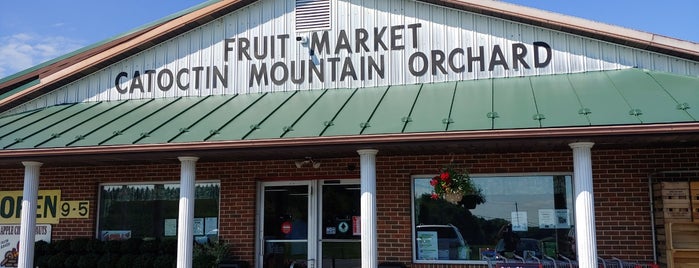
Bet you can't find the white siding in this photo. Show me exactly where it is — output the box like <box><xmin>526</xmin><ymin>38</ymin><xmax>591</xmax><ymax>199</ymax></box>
<box><xmin>7</xmin><ymin>0</ymin><xmax>699</xmax><ymax>114</ymax></box>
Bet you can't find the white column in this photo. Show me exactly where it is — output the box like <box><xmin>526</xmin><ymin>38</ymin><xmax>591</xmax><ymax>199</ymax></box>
<box><xmin>358</xmin><ymin>149</ymin><xmax>378</xmax><ymax>268</ymax></box>
<box><xmin>18</xmin><ymin>161</ymin><xmax>42</xmax><ymax>268</ymax></box>
<box><xmin>177</xmin><ymin>156</ymin><xmax>198</xmax><ymax>268</ymax></box>
<box><xmin>569</xmin><ymin>142</ymin><xmax>597</xmax><ymax>268</ymax></box>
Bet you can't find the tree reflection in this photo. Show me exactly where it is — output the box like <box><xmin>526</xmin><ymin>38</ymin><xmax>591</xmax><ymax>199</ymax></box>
<box><xmin>416</xmin><ymin>193</ymin><xmax>506</xmax><ymax>246</ymax></box>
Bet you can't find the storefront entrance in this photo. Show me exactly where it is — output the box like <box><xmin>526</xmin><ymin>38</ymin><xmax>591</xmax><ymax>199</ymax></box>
<box><xmin>258</xmin><ymin>180</ymin><xmax>361</xmax><ymax>268</ymax></box>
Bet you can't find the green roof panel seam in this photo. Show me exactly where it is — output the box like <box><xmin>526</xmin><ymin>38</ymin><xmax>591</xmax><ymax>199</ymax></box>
<box><xmin>280</xmin><ymin>90</ymin><xmax>330</xmax><ymax>138</ymax></box>
<box><xmin>401</xmin><ymin>84</ymin><xmax>425</xmax><ymax>133</ymax></box>
<box><xmin>34</xmin><ymin>100</ymin><xmax>130</xmax><ymax>148</ymax></box>
<box><xmin>318</xmin><ymin>87</ymin><xmax>360</xmax><ymax>137</ymax></box>
<box><xmin>204</xmin><ymin>93</ymin><xmax>268</xmax><ymax>141</ymax></box>
<box><xmin>167</xmin><ymin>94</ymin><xmax>240</xmax><ymax>143</ymax></box>
<box><xmin>645</xmin><ymin>72</ymin><xmax>696</xmax><ymax>121</ymax></box>
<box><xmin>359</xmin><ymin>86</ymin><xmax>391</xmax><ymax>135</ymax></box>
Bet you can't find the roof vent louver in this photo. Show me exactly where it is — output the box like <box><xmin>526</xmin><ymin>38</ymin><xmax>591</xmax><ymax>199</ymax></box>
<box><xmin>296</xmin><ymin>0</ymin><xmax>331</xmax><ymax>32</ymax></box>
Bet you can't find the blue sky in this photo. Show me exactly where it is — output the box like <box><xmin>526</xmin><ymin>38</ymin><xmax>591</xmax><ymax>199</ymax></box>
<box><xmin>1</xmin><ymin>0</ymin><xmax>698</xmax><ymax>79</ymax></box>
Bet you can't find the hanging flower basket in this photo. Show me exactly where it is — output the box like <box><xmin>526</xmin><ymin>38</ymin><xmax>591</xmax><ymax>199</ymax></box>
<box><xmin>430</xmin><ymin>165</ymin><xmax>485</xmax><ymax>206</ymax></box>
<box><xmin>443</xmin><ymin>190</ymin><xmax>464</xmax><ymax>204</ymax></box>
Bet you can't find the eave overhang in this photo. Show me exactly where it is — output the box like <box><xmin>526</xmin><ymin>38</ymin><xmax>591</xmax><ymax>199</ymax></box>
<box><xmin>0</xmin><ymin>122</ymin><xmax>698</xmax><ymax>166</ymax></box>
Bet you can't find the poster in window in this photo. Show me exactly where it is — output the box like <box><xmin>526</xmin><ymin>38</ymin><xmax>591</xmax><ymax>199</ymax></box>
<box><xmin>352</xmin><ymin>216</ymin><xmax>360</xmax><ymax>236</ymax></box>
<box><xmin>0</xmin><ymin>224</ymin><xmax>51</xmax><ymax>268</ymax></box>
<box><xmin>193</xmin><ymin>218</ymin><xmax>204</xmax><ymax>236</ymax></box>
<box><xmin>538</xmin><ymin>209</ymin><xmax>555</xmax><ymax>229</ymax></box>
<box><xmin>416</xmin><ymin>231</ymin><xmax>439</xmax><ymax>260</ymax></box>
<box><xmin>101</xmin><ymin>230</ymin><xmax>131</xmax><ymax>241</ymax></box>
<box><xmin>164</xmin><ymin>219</ymin><xmax>177</xmax><ymax>236</ymax></box>
<box><xmin>555</xmin><ymin>209</ymin><xmax>570</xmax><ymax>228</ymax></box>
<box><xmin>511</xmin><ymin>211</ymin><xmax>528</xmax><ymax>231</ymax></box>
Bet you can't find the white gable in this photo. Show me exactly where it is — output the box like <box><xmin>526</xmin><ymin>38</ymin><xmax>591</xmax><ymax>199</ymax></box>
<box><xmin>8</xmin><ymin>0</ymin><xmax>699</xmax><ymax>114</ymax></box>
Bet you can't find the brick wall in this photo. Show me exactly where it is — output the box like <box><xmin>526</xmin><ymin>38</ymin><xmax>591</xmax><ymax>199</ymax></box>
<box><xmin>1</xmin><ymin>146</ymin><xmax>698</xmax><ymax>266</ymax></box>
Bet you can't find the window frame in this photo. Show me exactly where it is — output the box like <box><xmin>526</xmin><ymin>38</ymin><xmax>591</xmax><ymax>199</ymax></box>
<box><xmin>411</xmin><ymin>172</ymin><xmax>575</xmax><ymax>265</ymax></box>
<box><xmin>96</xmin><ymin>180</ymin><xmax>221</xmax><ymax>240</ymax></box>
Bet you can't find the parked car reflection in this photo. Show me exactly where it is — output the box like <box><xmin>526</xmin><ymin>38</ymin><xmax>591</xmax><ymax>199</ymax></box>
<box><xmin>195</xmin><ymin>229</ymin><xmax>218</xmax><ymax>244</ymax></box>
<box><xmin>416</xmin><ymin>224</ymin><xmax>470</xmax><ymax>260</ymax></box>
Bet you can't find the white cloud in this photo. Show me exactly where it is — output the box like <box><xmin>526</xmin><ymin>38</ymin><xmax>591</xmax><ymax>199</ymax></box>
<box><xmin>0</xmin><ymin>33</ymin><xmax>84</xmax><ymax>79</ymax></box>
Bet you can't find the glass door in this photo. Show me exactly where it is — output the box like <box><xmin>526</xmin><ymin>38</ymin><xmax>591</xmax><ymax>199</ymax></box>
<box><xmin>260</xmin><ymin>181</ymin><xmax>316</xmax><ymax>268</ymax></box>
<box><xmin>319</xmin><ymin>180</ymin><xmax>361</xmax><ymax>268</ymax></box>
<box><xmin>259</xmin><ymin>180</ymin><xmax>360</xmax><ymax>268</ymax></box>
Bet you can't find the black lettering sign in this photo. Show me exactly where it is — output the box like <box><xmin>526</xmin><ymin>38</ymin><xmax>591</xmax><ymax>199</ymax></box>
<box><xmin>116</xmin><ymin>22</ymin><xmax>553</xmax><ymax>93</ymax></box>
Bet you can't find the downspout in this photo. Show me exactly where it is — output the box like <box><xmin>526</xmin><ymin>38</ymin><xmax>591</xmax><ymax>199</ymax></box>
<box><xmin>648</xmin><ymin>172</ymin><xmax>657</xmax><ymax>264</ymax></box>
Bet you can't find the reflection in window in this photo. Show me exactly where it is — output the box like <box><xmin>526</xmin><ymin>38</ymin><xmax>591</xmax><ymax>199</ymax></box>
<box><xmin>98</xmin><ymin>182</ymin><xmax>219</xmax><ymax>241</ymax></box>
<box><xmin>413</xmin><ymin>175</ymin><xmax>574</xmax><ymax>263</ymax></box>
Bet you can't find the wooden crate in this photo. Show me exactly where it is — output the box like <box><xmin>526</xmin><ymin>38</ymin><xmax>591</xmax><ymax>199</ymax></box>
<box><xmin>656</xmin><ymin>202</ymin><xmax>692</xmax><ymax>221</ymax></box>
<box><xmin>656</xmin><ymin>183</ymin><xmax>694</xmax><ymax>268</ymax></box>
<box><xmin>655</xmin><ymin>182</ymin><xmax>692</xmax><ymax>225</ymax></box>
<box><xmin>666</xmin><ymin>250</ymin><xmax>699</xmax><ymax>268</ymax></box>
<box><xmin>657</xmin><ymin>218</ymin><xmax>693</xmax><ymax>226</ymax></box>
<box><xmin>655</xmin><ymin>188</ymin><xmax>691</xmax><ymax>199</ymax></box>
<box><xmin>655</xmin><ymin>182</ymin><xmax>690</xmax><ymax>191</ymax></box>
<box><xmin>667</xmin><ymin>223</ymin><xmax>699</xmax><ymax>250</ymax></box>
<box><xmin>665</xmin><ymin>222</ymin><xmax>699</xmax><ymax>268</ymax></box>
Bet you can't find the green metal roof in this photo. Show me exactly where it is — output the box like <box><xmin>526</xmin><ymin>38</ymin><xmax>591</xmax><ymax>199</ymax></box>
<box><xmin>0</xmin><ymin>68</ymin><xmax>697</xmax><ymax>150</ymax></box>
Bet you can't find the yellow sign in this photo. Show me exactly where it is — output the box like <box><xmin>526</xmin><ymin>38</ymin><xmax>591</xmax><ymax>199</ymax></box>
<box><xmin>0</xmin><ymin>190</ymin><xmax>89</xmax><ymax>224</ymax></box>
<box><xmin>58</xmin><ymin>201</ymin><xmax>89</xmax><ymax>219</ymax></box>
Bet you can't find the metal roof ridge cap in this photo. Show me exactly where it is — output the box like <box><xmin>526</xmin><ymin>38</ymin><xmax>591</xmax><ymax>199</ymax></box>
<box><xmin>434</xmin><ymin>0</ymin><xmax>699</xmax><ymax>58</ymax></box>
<box><xmin>0</xmin><ymin>0</ymin><xmax>250</xmax><ymax>111</ymax></box>
<box><xmin>0</xmin><ymin>0</ymin><xmax>217</xmax><ymax>88</ymax></box>
<box><xmin>3</xmin><ymin>122</ymin><xmax>699</xmax><ymax>158</ymax></box>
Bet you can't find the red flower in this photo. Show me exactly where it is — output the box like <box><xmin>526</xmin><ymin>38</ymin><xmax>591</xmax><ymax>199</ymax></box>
<box><xmin>440</xmin><ymin>171</ymin><xmax>450</xmax><ymax>181</ymax></box>
<box><xmin>431</xmin><ymin>193</ymin><xmax>439</xmax><ymax>200</ymax></box>
<box><xmin>430</xmin><ymin>177</ymin><xmax>438</xmax><ymax>186</ymax></box>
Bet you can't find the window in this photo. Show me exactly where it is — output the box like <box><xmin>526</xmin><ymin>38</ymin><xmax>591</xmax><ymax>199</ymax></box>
<box><xmin>98</xmin><ymin>182</ymin><xmax>219</xmax><ymax>242</ymax></box>
<box><xmin>412</xmin><ymin>175</ymin><xmax>575</xmax><ymax>264</ymax></box>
